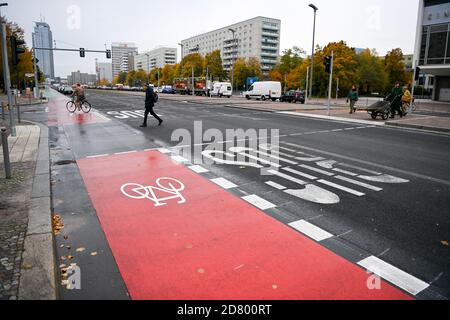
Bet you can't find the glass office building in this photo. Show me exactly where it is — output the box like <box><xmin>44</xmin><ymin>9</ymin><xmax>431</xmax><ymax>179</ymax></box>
<box><xmin>414</xmin><ymin>0</ymin><xmax>450</xmax><ymax>101</ymax></box>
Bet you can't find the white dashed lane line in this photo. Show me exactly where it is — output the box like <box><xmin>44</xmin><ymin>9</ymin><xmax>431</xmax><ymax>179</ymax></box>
<box><xmin>210</xmin><ymin>177</ymin><xmax>238</xmax><ymax>190</ymax></box>
<box><xmin>242</xmin><ymin>195</ymin><xmax>277</xmax><ymax>210</ymax></box>
<box><xmin>289</xmin><ymin>220</ymin><xmax>334</xmax><ymax>242</ymax></box>
<box><xmin>189</xmin><ymin>165</ymin><xmax>209</xmax><ymax>174</ymax></box>
<box><xmin>358</xmin><ymin>256</ymin><xmax>430</xmax><ymax>296</ymax></box>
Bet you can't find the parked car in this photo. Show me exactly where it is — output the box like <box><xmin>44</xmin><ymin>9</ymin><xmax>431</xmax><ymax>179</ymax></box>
<box><xmin>210</xmin><ymin>82</ymin><xmax>233</xmax><ymax>98</ymax></box>
<box><xmin>61</xmin><ymin>86</ymin><xmax>74</xmax><ymax>95</ymax></box>
<box><xmin>280</xmin><ymin>90</ymin><xmax>305</xmax><ymax>104</ymax></box>
<box><xmin>161</xmin><ymin>85</ymin><xmax>175</xmax><ymax>94</ymax></box>
<box><xmin>244</xmin><ymin>81</ymin><xmax>282</xmax><ymax>101</ymax></box>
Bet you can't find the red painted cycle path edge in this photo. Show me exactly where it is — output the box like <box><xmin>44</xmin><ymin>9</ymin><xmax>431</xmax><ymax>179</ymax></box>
<box><xmin>47</xmin><ymin>95</ymin><xmax>108</xmax><ymax>126</ymax></box>
<box><xmin>77</xmin><ymin>151</ymin><xmax>412</xmax><ymax>300</ymax></box>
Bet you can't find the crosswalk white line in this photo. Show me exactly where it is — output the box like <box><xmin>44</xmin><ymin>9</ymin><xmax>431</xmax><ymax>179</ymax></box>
<box><xmin>289</xmin><ymin>220</ymin><xmax>334</xmax><ymax>242</ymax></box>
<box><xmin>268</xmin><ymin>170</ymin><xmax>307</xmax><ymax>185</ymax></box>
<box><xmin>265</xmin><ymin>181</ymin><xmax>287</xmax><ymax>190</ymax></box>
<box><xmin>333</xmin><ymin>168</ymin><xmax>359</xmax><ymax>176</ymax></box>
<box><xmin>300</xmin><ymin>165</ymin><xmax>335</xmax><ymax>177</ymax></box>
<box><xmin>335</xmin><ymin>175</ymin><xmax>383</xmax><ymax>191</ymax></box>
<box><xmin>211</xmin><ymin>177</ymin><xmax>238</xmax><ymax>189</ymax></box>
<box><xmin>189</xmin><ymin>165</ymin><xmax>209</xmax><ymax>174</ymax></box>
<box><xmin>358</xmin><ymin>256</ymin><xmax>429</xmax><ymax>296</ymax></box>
<box><xmin>282</xmin><ymin>167</ymin><xmax>318</xmax><ymax>180</ymax></box>
<box><xmin>115</xmin><ymin>151</ymin><xmax>137</xmax><ymax>155</ymax></box>
<box><xmin>318</xmin><ymin>179</ymin><xmax>365</xmax><ymax>197</ymax></box>
<box><xmin>242</xmin><ymin>195</ymin><xmax>277</xmax><ymax>210</ymax></box>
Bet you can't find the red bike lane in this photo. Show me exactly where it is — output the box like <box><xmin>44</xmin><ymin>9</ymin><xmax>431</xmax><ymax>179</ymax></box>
<box><xmin>77</xmin><ymin>150</ymin><xmax>412</xmax><ymax>300</ymax></box>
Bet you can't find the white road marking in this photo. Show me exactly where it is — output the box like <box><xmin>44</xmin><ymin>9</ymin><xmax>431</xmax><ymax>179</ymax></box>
<box><xmin>114</xmin><ymin>151</ymin><xmax>137</xmax><ymax>155</ymax></box>
<box><xmin>289</xmin><ymin>220</ymin><xmax>334</xmax><ymax>242</ymax></box>
<box><xmin>300</xmin><ymin>165</ymin><xmax>335</xmax><ymax>177</ymax></box>
<box><xmin>86</xmin><ymin>154</ymin><xmax>109</xmax><ymax>159</ymax></box>
<box><xmin>358</xmin><ymin>174</ymin><xmax>410</xmax><ymax>184</ymax></box>
<box><xmin>189</xmin><ymin>165</ymin><xmax>209</xmax><ymax>174</ymax></box>
<box><xmin>265</xmin><ymin>181</ymin><xmax>287</xmax><ymax>190</ymax></box>
<box><xmin>211</xmin><ymin>177</ymin><xmax>238</xmax><ymax>189</ymax></box>
<box><xmin>171</xmin><ymin>155</ymin><xmax>189</xmax><ymax>163</ymax></box>
<box><xmin>333</xmin><ymin>168</ymin><xmax>359</xmax><ymax>176</ymax></box>
<box><xmin>295</xmin><ymin>156</ymin><xmax>326</xmax><ymax>162</ymax></box>
<box><xmin>282</xmin><ymin>167</ymin><xmax>318</xmax><ymax>180</ymax></box>
<box><xmin>285</xmin><ymin>185</ymin><xmax>340</xmax><ymax>204</ymax></box>
<box><xmin>242</xmin><ymin>195</ymin><xmax>276</xmax><ymax>210</ymax></box>
<box><xmin>335</xmin><ymin>175</ymin><xmax>383</xmax><ymax>191</ymax></box>
<box><xmin>358</xmin><ymin>256</ymin><xmax>429</xmax><ymax>296</ymax></box>
<box><xmin>318</xmin><ymin>179</ymin><xmax>366</xmax><ymax>197</ymax></box>
<box><xmin>157</xmin><ymin>148</ymin><xmax>172</xmax><ymax>154</ymax></box>
<box><xmin>229</xmin><ymin>147</ymin><xmax>297</xmax><ymax>165</ymax></box>
<box><xmin>267</xmin><ymin>169</ymin><xmax>307</xmax><ymax>185</ymax></box>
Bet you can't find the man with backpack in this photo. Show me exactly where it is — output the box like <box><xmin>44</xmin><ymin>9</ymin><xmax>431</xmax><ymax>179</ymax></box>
<box><xmin>140</xmin><ymin>84</ymin><xmax>163</xmax><ymax>128</ymax></box>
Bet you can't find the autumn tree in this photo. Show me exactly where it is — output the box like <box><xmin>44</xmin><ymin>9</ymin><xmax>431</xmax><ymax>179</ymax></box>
<box><xmin>0</xmin><ymin>18</ymin><xmax>34</xmax><ymax>92</ymax></box>
<box><xmin>384</xmin><ymin>48</ymin><xmax>409</xmax><ymax>91</ymax></box>
<box><xmin>356</xmin><ymin>49</ymin><xmax>387</xmax><ymax>95</ymax></box>
<box><xmin>181</xmin><ymin>53</ymin><xmax>204</xmax><ymax>78</ymax></box>
<box><xmin>204</xmin><ymin>50</ymin><xmax>226</xmax><ymax>80</ymax></box>
<box><xmin>233</xmin><ymin>58</ymin><xmax>262</xmax><ymax>90</ymax></box>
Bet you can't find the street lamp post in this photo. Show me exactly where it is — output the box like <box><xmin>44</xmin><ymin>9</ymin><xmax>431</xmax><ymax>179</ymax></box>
<box><xmin>309</xmin><ymin>3</ymin><xmax>318</xmax><ymax>99</ymax></box>
<box><xmin>178</xmin><ymin>43</ymin><xmax>184</xmax><ymax>76</ymax></box>
<box><xmin>228</xmin><ymin>28</ymin><xmax>237</xmax><ymax>92</ymax></box>
<box><xmin>145</xmin><ymin>53</ymin><xmax>150</xmax><ymax>84</ymax></box>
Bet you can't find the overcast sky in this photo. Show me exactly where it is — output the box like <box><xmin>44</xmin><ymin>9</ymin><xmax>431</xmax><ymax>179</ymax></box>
<box><xmin>6</xmin><ymin>0</ymin><xmax>420</xmax><ymax>78</ymax></box>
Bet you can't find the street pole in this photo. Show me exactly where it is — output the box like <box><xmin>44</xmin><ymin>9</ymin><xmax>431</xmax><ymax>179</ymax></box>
<box><xmin>32</xmin><ymin>33</ymin><xmax>40</xmax><ymax>99</ymax></box>
<box><xmin>192</xmin><ymin>66</ymin><xmax>194</xmax><ymax>96</ymax></box>
<box><xmin>157</xmin><ymin>68</ymin><xmax>160</xmax><ymax>88</ymax></box>
<box><xmin>327</xmin><ymin>51</ymin><xmax>334</xmax><ymax>116</ymax></box>
<box><xmin>1</xmin><ymin>21</ymin><xmax>16</xmax><ymax>136</ymax></box>
<box><xmin>410</xmin><ymin>60</ymin><xmax>418</xmax><ymax>114</ymax></box>
<box><xmin>336</xmin><ymin>78</ymin><xmax>339</xmax><ymax>102</ymax></box>
<box><xmin>309</xmin><ymin>4</ymin><xmax>318</xmax><ymax>99</ymax></box>
<box><xmin>146</xmin><ymin>54</ymin><xmax>150</xmax><ymax>84</ymax></box>
<box><xmin>305</xmin><ymin>66</ymin><xmax>309</xmax><ymax>103</ymax></box>
<box><xmin>229</xmin><ymin>28</ymin><xmax>236</xmax><ymax>92</ymax></box>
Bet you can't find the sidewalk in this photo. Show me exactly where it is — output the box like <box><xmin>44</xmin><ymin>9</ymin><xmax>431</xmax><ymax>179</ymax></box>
<box><xmin>0</xmin><ymin>124</ymin><xmax>55</xmax><ymax>300</ymax></box>
<box><xmin>0</xmin><ymin>94</ymin><xmax>48</xmax><ymax>107</ymax></box>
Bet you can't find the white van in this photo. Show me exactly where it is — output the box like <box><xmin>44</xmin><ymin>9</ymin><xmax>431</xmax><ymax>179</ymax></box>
<box><xmin>244</xmin><ymin>81</ymin><xmax>282</xmax><ymax>101</ymax></box>
<box><xmin>210</xmin><ymin>82</ymin><xmax>233</xmax><ymax>98</ymax></box>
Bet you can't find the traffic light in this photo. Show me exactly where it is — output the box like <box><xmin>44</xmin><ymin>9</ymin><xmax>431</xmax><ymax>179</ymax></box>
<box><xmin>80</xmin><ymin>48</ymin><xmax>85</xmax><ymax>58</ymax></box>
<box><xmin>324</xmin><ymin>55</ymin><xmax>332</xmax><ymax>74</ymax></box>
<box><xmin>415</xmin><ymin>66</ymin><xmax>421</xmax><ymax>81</ymax></box>
<box><xmin>106</xmin><ymin>50</ymin><xmax>111</xmax><ymax>59</ymax></box>
<box><xmin>11</xmin><ymin>36</ymin><xmax>26</xmax><ymax>66</ymax></box>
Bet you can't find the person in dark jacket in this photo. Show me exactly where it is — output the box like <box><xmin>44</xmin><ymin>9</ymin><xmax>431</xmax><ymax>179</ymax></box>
<box><xmin>140</xmin><ymin>84</ymin><xmax>163</xmax><ymax>127</ymax></box>
<box><xmin>389</xmin><ymin>82</ymin><xmax>403</xmax><ymax>118</ymax></box>
<box><xmin>347</xmin><ymin>85</ymin><xmax>359</xmax><ymax>114</ymax></box>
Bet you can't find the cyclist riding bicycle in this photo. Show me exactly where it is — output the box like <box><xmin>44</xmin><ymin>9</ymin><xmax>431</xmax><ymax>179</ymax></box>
<box><xmin>72</xmin><ymin>83</ymin><xmax>86</xmax><ymax>110</ymax></box>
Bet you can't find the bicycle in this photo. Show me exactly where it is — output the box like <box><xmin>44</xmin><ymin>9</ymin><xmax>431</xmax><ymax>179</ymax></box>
<box><xmin>66</xmin><ymin>96</ymin><xmax>92</xmax><ymax>113</ymax></box>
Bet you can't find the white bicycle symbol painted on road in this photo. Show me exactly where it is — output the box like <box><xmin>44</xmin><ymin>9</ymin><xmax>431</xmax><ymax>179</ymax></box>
<box><xmin>121</xmin><ymin>177</ymin><xmax>186</xmax><ymax>207</ymax></box>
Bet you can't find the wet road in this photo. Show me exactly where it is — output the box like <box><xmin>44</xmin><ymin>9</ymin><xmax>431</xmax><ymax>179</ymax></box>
<box><xmin>23</xmin><ymin>89</ymin><xmax>450</xmax><ymax>299</ymax></box>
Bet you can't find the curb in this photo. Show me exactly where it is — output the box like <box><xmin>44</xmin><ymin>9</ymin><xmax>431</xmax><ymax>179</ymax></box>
<box><xmin>385</xmin><ymin>121</ymin><xmax>450</xmax><ymax>133</ymax></box>
<box><xmin>18</xmin><ymin>123</ymin><xmax>57</xmax><ymax>300</ymax></box>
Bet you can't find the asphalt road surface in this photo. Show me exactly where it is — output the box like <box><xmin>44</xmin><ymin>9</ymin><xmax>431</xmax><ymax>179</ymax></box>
<box><xmin>23</xmin><ymin>89</ymin><xmax>450</xmax><ymax>300</ymax></box>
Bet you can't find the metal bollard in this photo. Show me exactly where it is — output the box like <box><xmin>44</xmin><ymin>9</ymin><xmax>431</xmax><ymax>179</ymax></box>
<box><xmin>1</xmin><ymin>127</ymin><xmax>12</xmax><ymax>179</ymax></box>
<box><xmin>1</xmin><ymin>102</ymin><xmax>5</xmax><ymax>120</ymax></box>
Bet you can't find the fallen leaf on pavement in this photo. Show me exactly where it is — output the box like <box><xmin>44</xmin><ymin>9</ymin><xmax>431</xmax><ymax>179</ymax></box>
<box><xmin>90</xmin><ymin>252</ymin><xmax>98</xmax><ymax>256</ymax></box>
<box><xmin>442</xmin><ymin>241</ymin><xmax>449</xmax><ymax>246</ymax></box>
<box><xmin>76</xmin><ymin>248</ymin><xmax>86</xmax><ymax>253</ymax></box>
<box><xmin>22</xmin><ymin>264</ymin><xmax>33</xmax><ymax>270</ymax></box>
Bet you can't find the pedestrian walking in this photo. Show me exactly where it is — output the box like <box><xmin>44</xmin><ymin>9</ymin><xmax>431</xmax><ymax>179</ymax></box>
<box><xmin>347</xmin><ymin>85</ymin><xmax>359</xmax><ymax>114</ymax></box>
<box><xmin>389</xmin><ymin>82</ymin><xmax>403</xmax><ymax>118</ymax></box>
<box><xmin>140</xmin><ymin>84</ymin><xmax>163</xmax><ymax>128</ymax></box>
